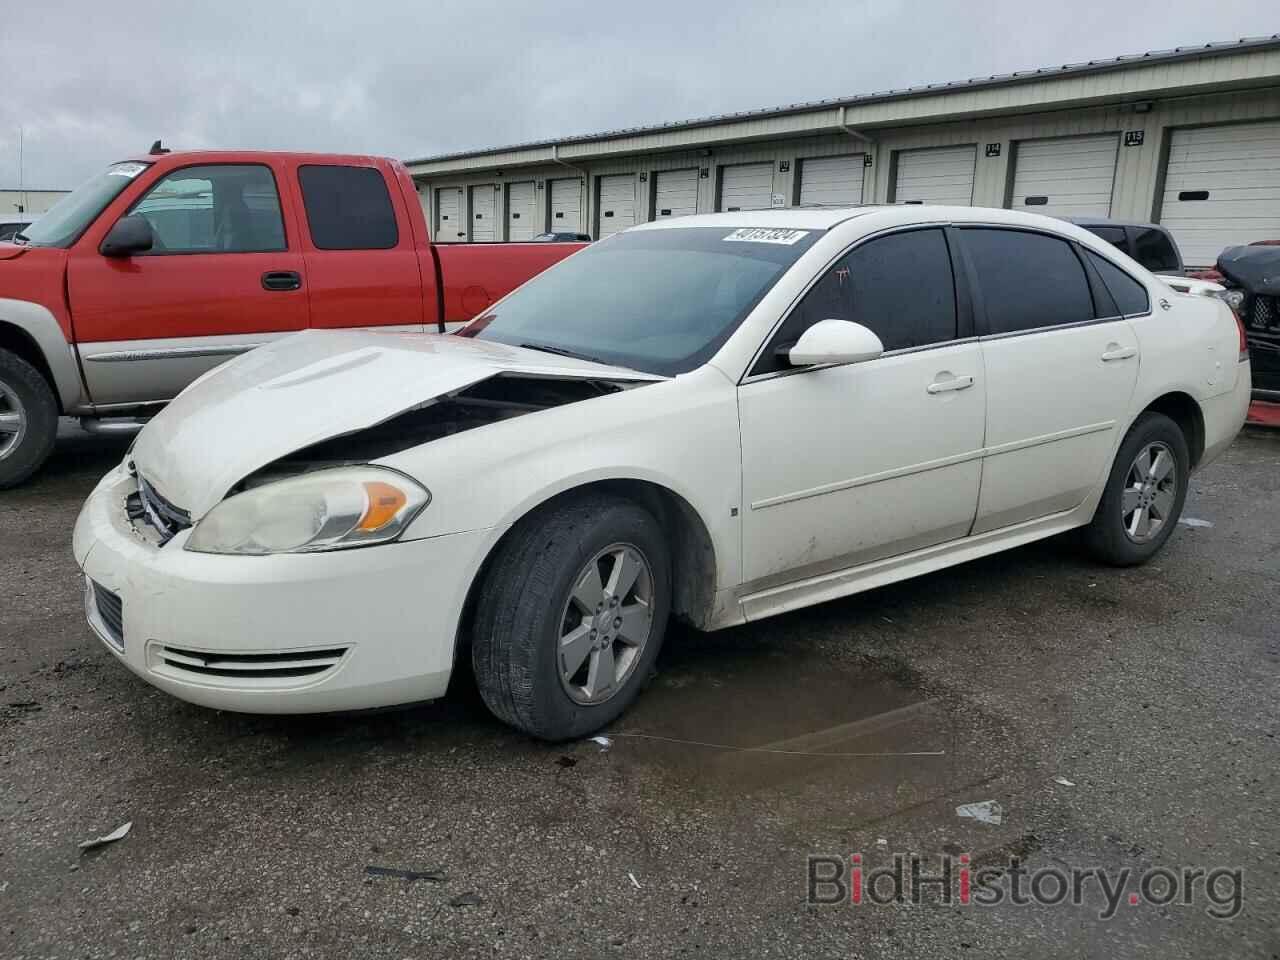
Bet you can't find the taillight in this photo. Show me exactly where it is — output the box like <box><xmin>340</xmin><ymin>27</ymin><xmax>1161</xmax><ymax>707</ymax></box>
<box><xmin>1209</xmin><ymin>289</ymin><xmax>1249</xmax><ymax>361</ymax></box>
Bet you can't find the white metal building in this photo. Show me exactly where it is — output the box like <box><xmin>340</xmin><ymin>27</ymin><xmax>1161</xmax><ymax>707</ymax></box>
<box><xmin>406</xmin><ymin>36</ymin><xmax>1280</xmax><ymax>268</ymax></box>
<box><xmin>1</xmin><ymin>188</ymin><xmax>70</xmax><ymax>218</ymax></box>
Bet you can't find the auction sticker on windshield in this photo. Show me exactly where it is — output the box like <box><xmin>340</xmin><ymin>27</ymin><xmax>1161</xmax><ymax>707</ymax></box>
<box><xmin>722</xmin><ymin>228</ymin><xmax>810</xmax><ymax>245</ymax></box>
<box><xmin>108</xmin><ymin>162</ymin><xmax>148</xmax><ymax>178</ymax></box>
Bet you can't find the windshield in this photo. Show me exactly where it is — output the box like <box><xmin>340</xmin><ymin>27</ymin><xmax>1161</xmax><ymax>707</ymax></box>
<box><xmin>459</xmin><ymin>226</ymin><xmax>821</xmax><ymax>375</ymax></box>
<box><xmin>18</xmin><ymin>161</ymin><xmax>152</xmax><ymax>247</ymax></box>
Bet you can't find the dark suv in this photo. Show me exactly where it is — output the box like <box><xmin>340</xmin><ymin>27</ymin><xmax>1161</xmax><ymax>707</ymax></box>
<box><xmin>1063</xmin><ymin>218</ymin><xmax>1184</xmax><ymax>276</ymax></box>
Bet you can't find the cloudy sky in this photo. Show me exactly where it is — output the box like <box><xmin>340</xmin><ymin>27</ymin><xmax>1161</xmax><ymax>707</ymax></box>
<box><xmin>2</xmin><ymin>0</ymin><xmax>1271</xmax><ymax>188</ymax></box>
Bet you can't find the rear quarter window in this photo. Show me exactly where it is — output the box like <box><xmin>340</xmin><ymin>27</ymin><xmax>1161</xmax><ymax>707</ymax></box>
<box><xmin>297</xmin><ymin>165</ymin><xmax>399</xmax><ymax>250</ymax></box>
<box><xmin>1086</xmin><ymin>251</ymin><xmax>1151</xmax><ymax>316</ymax></box>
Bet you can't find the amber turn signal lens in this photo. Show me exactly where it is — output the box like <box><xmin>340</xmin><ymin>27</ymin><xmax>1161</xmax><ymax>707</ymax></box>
<box><xmin>358</xmin><ymin>481</ymin><xmax>408</xmax><ymax>531</ymax></box>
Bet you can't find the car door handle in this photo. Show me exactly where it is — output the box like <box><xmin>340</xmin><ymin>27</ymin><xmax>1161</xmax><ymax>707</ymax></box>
<box><xmin>926</xmin><ymin>374</ymin><xmax>975</xmax><ymax>394</ymax></box>
<box><xmin>261</xmin><ymin>270</ymin><xmax>302</xmax><ymax>292</ymax></box>
<box><xmin>1101</xmin><ymin>345</ymin><xmax>1137</xmax><ymax>362</ymax></box>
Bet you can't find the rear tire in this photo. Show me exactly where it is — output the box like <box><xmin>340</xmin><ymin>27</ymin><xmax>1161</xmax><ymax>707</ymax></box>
<box><xmin>1083</xmin><ymin>412</ymin><xmax>1190</xmax><ymax>566</ymax></box>
<box><xmin>0</xmin><ymin>349</ymin><xmax>58</xmax><ymax>489</ymax></box>
<box><xmin>472</xmin><ymin>493</ymin><xmax>671</xmax><ymax>741</ymax></box>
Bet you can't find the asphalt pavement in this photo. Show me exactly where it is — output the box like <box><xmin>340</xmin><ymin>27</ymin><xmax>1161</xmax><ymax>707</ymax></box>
<box><xmin>2</xmin><ymin>423</ymin><xmax>1277</xmax><ymax>958</ymax></box>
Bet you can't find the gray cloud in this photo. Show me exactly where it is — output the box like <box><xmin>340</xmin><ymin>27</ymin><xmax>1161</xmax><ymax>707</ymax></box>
<box><xmin>1</xmin><ymin>0</ymin><xmax>1270</xmax><ymax>188</ymax></box>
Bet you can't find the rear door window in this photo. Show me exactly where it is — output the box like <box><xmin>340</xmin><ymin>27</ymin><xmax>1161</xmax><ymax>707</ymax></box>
<box><xmin>1086</xmin><ymin>250</ymin><xmax>1151</xmax><ymax>316</ymax></box>
<box><xmin>754</xmin><ymin>228</ymin><xmax>957</xmax><ymax>374</ymax></box>
<box><xmin>298</xmin><ymin>165</ymin><xmax>399</xmax><ymax>250</ymax></box>
<box><xmin>962</xmin><ymin>228</ymin><xmax>1094</xmax><ymax>335</ymax></box>
<box><xmin>1131</xmin><ymin>228</ymin><xmax>1180</xmax><ymax>273</ymax></box>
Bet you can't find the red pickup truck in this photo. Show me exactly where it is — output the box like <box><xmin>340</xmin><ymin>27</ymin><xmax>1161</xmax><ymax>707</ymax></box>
<box><xmin>0</xmin><ymin>148</ymin><xmax>584</xmax><ymax>486</ymax></box>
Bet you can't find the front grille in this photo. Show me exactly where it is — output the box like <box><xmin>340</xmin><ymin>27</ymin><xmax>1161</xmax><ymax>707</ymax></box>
<box><xmin>156</xmin><ymin>645</ymin><xmax>348</xmax><ymax>681</ymax></box>
<box><xmin>1246</xmin><ymin>294</ymin><xmax>1279</xmax><ymax>334</ymax></box>
<box><xmin>128</xmin><ymin>474</ymin><xmax>192</xmax><ymax>544</ymax></box>
<box><xmin>91</xmin><ymin>580</ymin><xmax>124</xmax><ymax>650</ymax></box>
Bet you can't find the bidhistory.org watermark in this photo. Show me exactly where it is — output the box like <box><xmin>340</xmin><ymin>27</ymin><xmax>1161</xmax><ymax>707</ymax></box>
<box><xmin>807</xmin><ymin>853</ymin><xmax>1243</xmax><ymax>920</ymax></box>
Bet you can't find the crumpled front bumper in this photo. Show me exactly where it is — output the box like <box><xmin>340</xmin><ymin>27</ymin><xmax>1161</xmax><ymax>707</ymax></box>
<box><xmin>72</xmin><ymin>463</ymin><xmax>497</xmax><ymax>714</ymax></box>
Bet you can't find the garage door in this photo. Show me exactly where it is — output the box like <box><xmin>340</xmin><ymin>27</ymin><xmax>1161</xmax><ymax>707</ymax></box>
<box><xmin>549</xmin><ymin>178</ymin><xmax>583</xmax><ymax>234</ymax></box>
<box><xmin>506</xmin><ymin>181</ymin><xmax>535</xmax><ymax>241</ymax></box>
<box><xmin>654</xmin><ymin>168</ymin><xmax>698</xmax><ymax>219</ymax></box>
<box><xmin>719</xmin><ymin>162</ymin><xmax>774</xmax><ymax>211</ymax></box>
<box><xmin>597</xmin><ymin>175</ymin><xmax>636</xmax><ymax>239</ymax></box>
<box><xmin>1010</xmin><ymin>134</ymin><xmax>1119</xmax><ymax>217</ymax></box>
<box><xmin>798</xmin><ymin>155</ymin><xmax>865</xmax><ymax>206</ymax></box>
<box><xmin>894</xmin><ymin>146</ymin><xmax>976</xmax><ymax>205</ymax></box>
<box><xmin>1160</xmin><ymin>121</ymin><xmax>1280</xmax><ymax>267</ymax></box>
<box><xmin>470</xmin><ymin>184</ymin><xmax>497</xmax><ymax>242</ymax></box>
<box><xmin>435</xmin><ymin>188</ymin><xmax>464</xmax><ymax>242</ymax></box>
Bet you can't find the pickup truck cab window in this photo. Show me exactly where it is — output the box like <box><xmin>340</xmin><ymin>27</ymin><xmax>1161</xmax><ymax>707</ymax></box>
<box><xmin>298</xmin><ymin>165</ymin><xmax>398</xmax><ymax>250</ymax></box>
<box><xmin>753</xmin><ymin>227</ymin><xmax>959</xmax><ymax>375</ymax></box>
<box><xmin>461</xmin><ymin>226</ymin><xmax>820</xmax><ymax>376</ymax></box>
<box><xmin>129</xmin><ymin>164</ymin><xmax>286</xmax><ymax>254</ymax></box>
<box><xmin>1132</xmin><ymin>227</ymin><xmax>1181</xmax><ymax>273</ymax></box>
<box><xmin>1085</xmin><ymin>224</ymin><xmax>1130</xmax><ymax>254</ymax></box>
<box><xmin>961</xmin><ymin>227</ymin><xmax>1094</xmax><ymax>335</ymax></box>
<box><xmin>16</xmin><ymin>161</ymin><xmax>152</xmax><ymax>248</ymax></box>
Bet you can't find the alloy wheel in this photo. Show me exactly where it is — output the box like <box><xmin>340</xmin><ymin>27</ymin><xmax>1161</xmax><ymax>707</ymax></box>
<box><xmin>1121</xmin><ymin>441</ymin><xmax>1177</xmax><ymax>544</ymax></box>
<box><xmin>0</xmin><ymin>379</ymin><xmax>27</xmax><ymax>461</ymax></box>
<box><xmin>557</xmin><ymin>542</ymin><xmax>655</xmax><ymax>705</ymax></box>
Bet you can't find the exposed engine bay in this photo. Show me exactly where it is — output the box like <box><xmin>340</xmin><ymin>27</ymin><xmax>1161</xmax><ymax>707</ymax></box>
<box><xmin>236</xmin><ymin>374</ymin><xmax>645</xmax><ymax>492</ymax></box>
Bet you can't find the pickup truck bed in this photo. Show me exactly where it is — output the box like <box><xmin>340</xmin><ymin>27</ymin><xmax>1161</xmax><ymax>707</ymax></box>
<box><xmin>0</xmin><ymin>149</ymin><xmax>585</xmax><ymax>486</ymax></box>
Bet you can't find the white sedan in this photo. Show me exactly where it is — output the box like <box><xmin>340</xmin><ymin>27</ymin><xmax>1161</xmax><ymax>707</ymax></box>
<box><xmin>73</xmin><ymin>207</ymin><xmax>1251</xmax><ymax>740</ymax></box>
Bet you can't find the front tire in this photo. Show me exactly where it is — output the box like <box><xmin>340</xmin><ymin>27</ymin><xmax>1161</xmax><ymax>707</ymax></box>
<box><xmin>0</xmin><ymin>349</ymin><xmax>58</xmax><ymax>489</ymax></box>
<box><xmin>1084</xmin><ymin>412</ymin><xmax>1190</xmax><ymax>566</ymax></box>
<box><xmin>472</xmin><ymin>493</ymin><xmax>671</xmax><ymax>740</ymax></box>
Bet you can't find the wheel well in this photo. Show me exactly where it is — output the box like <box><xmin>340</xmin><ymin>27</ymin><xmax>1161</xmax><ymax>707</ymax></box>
<box><xmin>455</xmin><ymin>479</ymin><xmax>719</xmax><ymax>663</ymax></box>
<box><xmin>0</xmin><ymin>321</ymin><xmax>61</xmax><ymax>412</ymax></box>
<box><xmin>1142</xmin><ymin>392</ymin><xmax>1205</xmax><ymax>468</ymax></box>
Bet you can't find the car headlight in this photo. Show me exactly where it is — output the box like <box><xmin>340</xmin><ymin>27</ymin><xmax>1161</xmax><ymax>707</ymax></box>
<box><xmin>185</xmin><ymin>466</ymin><xmax>430</xmax><ymax>555</ymax></box>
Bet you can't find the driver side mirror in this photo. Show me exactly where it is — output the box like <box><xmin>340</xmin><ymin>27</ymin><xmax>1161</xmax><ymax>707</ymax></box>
<box><xmin>100</xmin><ymin>215</ymin><xmax>154</xmax><ymax>257</ymax></box>
<box><xmin>787</xmin><ymin>319</ymin><xmax>884</xmax><ymax>367</ymax></box>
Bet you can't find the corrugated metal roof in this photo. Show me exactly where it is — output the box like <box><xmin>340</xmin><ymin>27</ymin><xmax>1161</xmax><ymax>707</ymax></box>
<box><xmin>406</xmin><ymin>35</ymin><xmax>1280</xmax><ymax>165</ymax></box>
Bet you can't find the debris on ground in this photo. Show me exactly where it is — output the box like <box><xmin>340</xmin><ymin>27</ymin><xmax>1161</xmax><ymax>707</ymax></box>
<box><xmin>628</xmin><ymin>872</ymin><xmax>642</xmax><ymax>889</ymax></box>
<box><xmin>364</xmin><ymin>866</ymin><xmax>447</xmax><ymax>882</ymax></box>
<box><xmin>78</xmin><ymin>821</ymin><xmax>132</xmax><ymax>851</ymax></box>
<box><xmin>1179</xmin><ymin>517</ymin><xmax>1214</xmax><ymax>528</ymax></box>
<box><xmin>956</xmin><ymin>801</ymin><xmax>1003</xmax><ymax>825</ymax></box>
<box><xmin>589</xmin><ymin>735</ymin><xmax>612</xmax><ymax>750</ymax></box>
<box><xmin>449</xmin><ymin>892</ymin><xmax>484</xmax><ymax>907</ymax></box>
<box><xmin>1053</xmin><ymin>776</ymin><xmax>1076</xmax><ymax>787</ymax></box>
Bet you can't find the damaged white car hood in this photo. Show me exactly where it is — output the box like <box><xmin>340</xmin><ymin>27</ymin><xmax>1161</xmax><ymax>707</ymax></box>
<box><xmin>130</xmin><ymin>330</ymin><xmax>657</xmax><ymax>518</ymax></box>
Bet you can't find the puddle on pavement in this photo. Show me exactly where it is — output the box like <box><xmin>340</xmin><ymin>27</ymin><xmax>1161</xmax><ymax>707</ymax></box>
<box><xmin>604</xmin><ymin>622</ymin><xmax>1019</xmax><ymax>832</ymax></box>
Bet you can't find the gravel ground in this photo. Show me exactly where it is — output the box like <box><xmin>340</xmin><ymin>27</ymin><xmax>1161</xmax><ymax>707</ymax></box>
<box><xmin>2</xmin><ymin>424</ymin><xmax>1277</xmax><ymax>959</ymax></box>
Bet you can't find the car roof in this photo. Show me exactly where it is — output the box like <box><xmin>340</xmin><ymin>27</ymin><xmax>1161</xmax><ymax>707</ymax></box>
<box><xmin>629</xmin><ymin>208</ymin><xmax>880</xmax><ymax>231</ymax></box>
<box><xmin>1062</xmin><ymin>215</ymin><xmax>1164</xmax><ymax>230</ymax></box>
<box><xmin>628</xmin><ymin>205</ymin><xmax>1116</xmax><ymax>235</ymax></box>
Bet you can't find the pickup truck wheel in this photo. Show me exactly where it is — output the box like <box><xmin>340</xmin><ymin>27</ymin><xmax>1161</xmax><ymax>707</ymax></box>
<box><xmin>0</xmin><ymin>349</ymin><xmax>58</xmax><ymax>489</ymax></box>
<box><xmin>472</xmin><ymin>493</ymin><xmax>671</xmax><ymax>741</ymax></box>
<box><xmin>1084</xmin><ymin>412</ymin><xmax>1190</xmax><ymax>566</ymax></box>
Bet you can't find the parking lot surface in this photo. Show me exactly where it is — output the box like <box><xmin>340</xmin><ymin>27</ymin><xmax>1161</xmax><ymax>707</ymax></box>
<box><xmin>2</xmin><ymin>425</ymin><xmax>1277</xmax><ymax>959</ymax></box>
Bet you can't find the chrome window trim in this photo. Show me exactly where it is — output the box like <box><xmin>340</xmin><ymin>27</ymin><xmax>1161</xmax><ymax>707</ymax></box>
<box><xmin>741</xmin><ymin>336</ymin><xmax>981</xmax><ymax>385</ymax></box>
